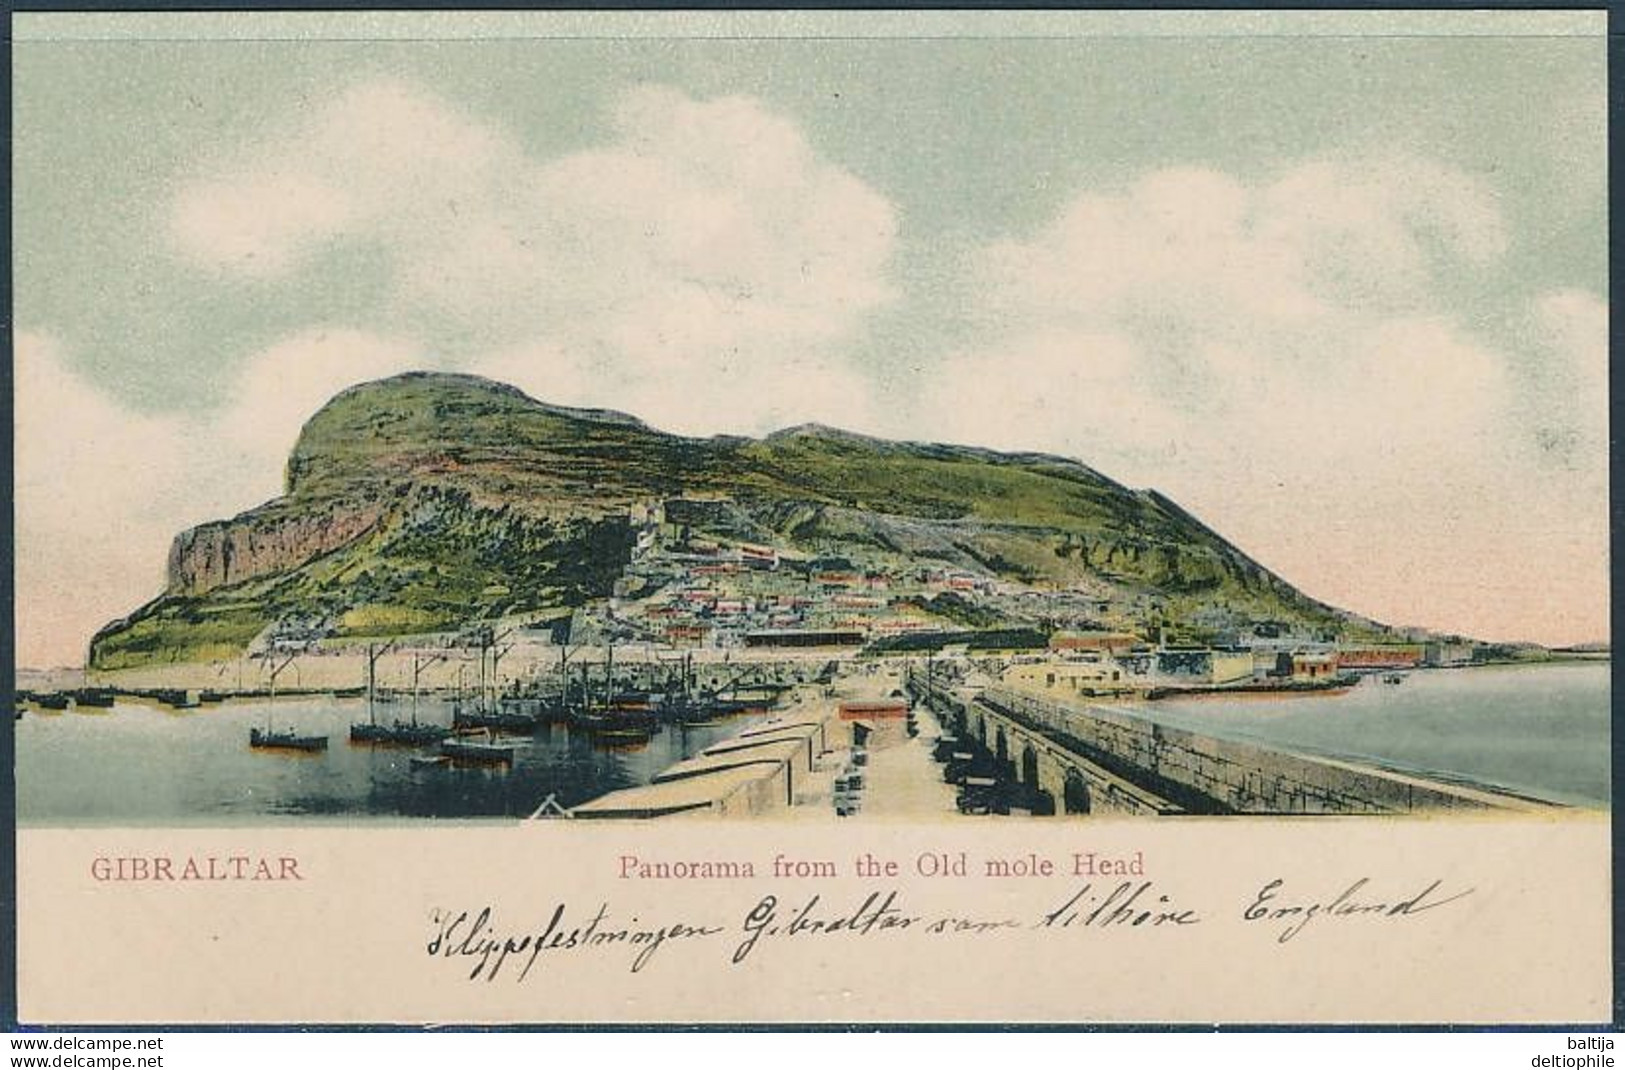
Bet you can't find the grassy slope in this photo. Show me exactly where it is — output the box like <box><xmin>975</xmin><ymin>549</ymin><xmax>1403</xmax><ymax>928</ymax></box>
<box><xmin>89</xmin><ymin>373</ymin><xmax>1374</xmax><ymax>668</ymax></box>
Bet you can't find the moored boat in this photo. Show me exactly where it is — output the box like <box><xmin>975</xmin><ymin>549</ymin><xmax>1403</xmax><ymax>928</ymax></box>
<box><xmin>71</xmin><ymin>689</ymin><xmax>116</xmax><ymax>708</ymax></box>
<box><xmin>250</xmin><ymin>649</ymin><xmax>323</xmax><ymax>753</ymax></box>
<box><xmin>441</xmin><ymin>737</ymin><xmax>516</xmax><ymax>764</ymax></box>
<box><xmin>350</xmin><ymin>721</ymin><xmax>451</xmax><ymax>746</ymax></box>
<box><xmin>569</xmin><ymin>706</ymin><xmax>659</xmax><ymax>734</ymax></box>
<box><xmin>352</xmin><ymin>642</ymin><xmax>451</xmax><ymax>745</ymax></box>
<box><xmin>596</xmin><ymin>726</ymin><xmax>654</xmax><ymax>747</ymax></box>
<box><xmin>452</xmin><ymin>706</ymin><xmax>546</xmax><ymax>733</ymax></box>
<box><xmin>153</xmin><ymin>688</ymin><xmax>200</xmax><ymax>709</ymax></box>
<box><xmin>250</xmin><ymin>726</ymin><xmax>329</xmax><ymax>752</ymax></box>
<box><xmin>1146</xmin><ymin>674</ymin><xmax>1361</xmax><ymax>700</ymax></box>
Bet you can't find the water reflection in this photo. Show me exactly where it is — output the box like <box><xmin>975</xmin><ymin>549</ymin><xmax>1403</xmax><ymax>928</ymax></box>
<box><xmin>16</xmin><ymin>694</ymin><xmax>764</xmax><ymax>824</ymax></box>
<box><xmin>1122</xmin><ymin>661</ymin><xmax>1610</xmax><ymax>807</ymax></box>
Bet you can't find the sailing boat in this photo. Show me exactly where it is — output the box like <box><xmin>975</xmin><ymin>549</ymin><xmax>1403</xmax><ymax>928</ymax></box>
<box><xmin>350</xmin><ymin>642</ymin><xmax>394</xmax><ymax>743</ymax></box>
<box><xmin>569</xmin><ymin>640</ymin><xmax>656</xmax><ymax>741</ymax></box>
<box><xmin>653</xmin><ymin>652</ymin><xmax>713</xmax><ymax>726</ymax></box>
<box><xmin>250</xmin><ymin>649</ymin><xmax>328</xmax><ymax>752</ymax></box>
<box><xmin>567</xmin><ymin>657</ymin><xmax>607</xmax><ymax>732</ymax></box>
<box><xmin>352</xmin><ymin>647</ymin><xmax>452</xmax><ymax>745</ymax></box>
<box><xmin>451</xmin><ymin>627</ymin><xmax>543</xmax><ymax>733</ymax></box>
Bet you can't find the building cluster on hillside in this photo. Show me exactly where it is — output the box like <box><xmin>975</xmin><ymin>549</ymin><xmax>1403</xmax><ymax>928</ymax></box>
<box><xmin>550</xmin><ymin>500</ymin><xmax>1484</xmax><ymax>693</ymax></box>
<box><xmin>574</xmin><ymin>498</ymin><xmax>1007</xmax><ymax>650</ymax></box>
<box><xmin>1004</xmin><ymin>629</ymin><xmax>1480</xmax><ymax>697</ymax></box>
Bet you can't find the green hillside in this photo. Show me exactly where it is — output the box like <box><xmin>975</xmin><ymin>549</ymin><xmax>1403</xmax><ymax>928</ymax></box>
<box><xmin>90</xmin><ymin>372</ymin><xmax>1380</xmax><ymax>669</ymax></box>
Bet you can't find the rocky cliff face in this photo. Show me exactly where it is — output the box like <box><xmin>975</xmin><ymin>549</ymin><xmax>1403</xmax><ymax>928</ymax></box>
<box><xmin>166</xmin><ymin>500</ymin><xmax>387</xmax><ymax>597</ymax></box>
<box><xmin>91</xmin><ymin>370</ymin><xmax>1379</xmax><ymax>670</ymax></box>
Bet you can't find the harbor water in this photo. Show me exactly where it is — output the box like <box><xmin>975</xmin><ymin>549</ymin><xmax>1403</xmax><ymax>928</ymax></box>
<box><xmin>14</xmin><ymin>661</ymin><xmax>1611</xmax><ymax>821</ymax></box>
<box><xmin>15</xmin><ymin>694</ymin><xmax>765</xmax><ymax>825</ymax></box>
<box><xmin>1115</xmin><ymin>661</ymin><xmax>1610</xmax><ymax>807</ymax></box>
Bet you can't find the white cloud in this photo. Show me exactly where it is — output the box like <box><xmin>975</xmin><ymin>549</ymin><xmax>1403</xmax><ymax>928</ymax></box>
<box><xmin>447</xmin><ymin>84</ymin><xmax>898</xmax><ymax>436</ymax></box>
<box><xmin>15</xmin><ymin>329</ymin><xmax>427</xmax><ymax>666</ymax></box>
<box><xmin>12</xmin><ymin>317</ymin><xmax>881</xmax><ymax>667</ymax></box>
<box><xmin>171</xmin><ymin>171</ymin><xmax>356</xmax><ymax>277</ymax></box>
<box><xmin>465</xmin><ymin>340</ymin><xmax>597</xmax><ymax>409</ymax></box>
<box><xmin>467</xmin><ymin>333</ymin><xmax>882</xmax><ymax>440</ymax></box>
<box><xmin>979</xmin><ymin>156</ymin><xmax>1506</xmax><ymax>354</ymax></box>
<box><xmin>916</xmin><ymin>328</ymin><xmax>1188</xmax><ymax>486</ymax></box>
<box><xmin>915</xmin><ymin>155</ymin><xmax>1605</xmax><ymax>644</ymax></box>
<box><xmin>214</xmin><ymin>328</ymin><xmax>426</xmax><ymax>500</ymax></box>
<box><xmin>1259</xmin><ymin>156</ymin><xmax>1508</xmax><ymax>304</ymax></box>
<box><xmin>169</xmin><ymin>79</ymin><xmax>898</xmax><ymax>438</ymax></box>
<box><xmin>169</xmin><ymin>80</ymin><xmax>523</xmax><ymax>278</ymax></box>
<box><xmin>984</xmin><ymin>167</ymin><xmax>1329</xmax><ymax>333</ymax></box>
<box><xmin>930</xmin><ymin>155</ymin><xmax>1519</xmax><ymax>468</ymax></box>
<box><xmin>1515</xmin><ymin>289</ymin><xmax>1609</xmax><ymax>477</ymax></box>
<box><xmin>40</xmin><ymin>87</ymin><xmax>1595</xmax><ymax>656</ymax></box>
<box><xmin>16</xmin><ymin>333</ymin><xmax>191</xmax><ymax>666</ymax></box>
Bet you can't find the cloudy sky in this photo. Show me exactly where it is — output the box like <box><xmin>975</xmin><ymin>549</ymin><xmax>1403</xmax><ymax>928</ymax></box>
<box><xmin>14</xmin><ymin>12</ymin><xmax>1608</xmax><ymax>666</ymax></box>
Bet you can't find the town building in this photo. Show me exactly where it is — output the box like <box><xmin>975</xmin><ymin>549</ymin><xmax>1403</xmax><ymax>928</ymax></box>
<box><xmin>1049</xmin><ymin>630</ymin><xmax>1142</xmax><ymax>656</ymax></box>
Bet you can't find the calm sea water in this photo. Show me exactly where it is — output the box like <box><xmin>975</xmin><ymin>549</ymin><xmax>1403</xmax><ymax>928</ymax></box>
<box><xmin>15</xmin><ymin>662</ymin><xmax>1612</xmax><ymax>821</ymax></box>
<box><xmin>15</xmin><ymin>694</ymin><xmax>762</xmax><ymax>825</ymax></box>
<box><xmin>1114</xmin><ymin>661</ymin><xmax>1611</xmax><ymax>807</ymax></box>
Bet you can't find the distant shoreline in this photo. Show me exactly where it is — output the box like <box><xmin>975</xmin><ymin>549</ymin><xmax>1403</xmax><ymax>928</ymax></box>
<box><xmin>14</xmin><ymin>646</ymin><xmax>1607</xmax><ymax>711</ymax></box>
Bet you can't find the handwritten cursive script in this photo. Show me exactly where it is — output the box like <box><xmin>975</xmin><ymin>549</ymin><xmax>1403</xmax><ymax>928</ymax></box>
<box><xmin>1242</xmin><ymin>877</ymin><xmax>1475</xmax><ymax>943</ymax></box>
<box><xmin>426</xmin><ymin>903</ymin><xmax>724</xmax><ymax>980</ymax></box>
<box><xmin>1037</xmin><ymin>881</ymin><xmax>1202</xmax><ymax>930</ymax></box>
<box><xmin>423</xmin><ymin>876</ymin><xmax>1474</xmax><ymax>982</ymax></box>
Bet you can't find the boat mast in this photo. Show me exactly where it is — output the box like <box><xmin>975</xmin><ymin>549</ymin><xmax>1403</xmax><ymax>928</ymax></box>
<box><xmin>555</xmin><ymin>641</ymin><xmax>573</xmax><ymax>708</ymax></box>
<box><xmin>490</xmin><ymin>631</ymin><xmax>513</xmax><ymax>710</ymax></box>
<box><xmin>265</xmin><ymin>648</ymin><xmax>298</xmax><ymax>732</ymax></box>
<box><xmin>366</xmin><ymin>643</ymin><xmax>378</xmax><ymax>727</ymax></box>
<box><xmin>478</xmin><ymin>637</ymin><xmax>488</xmax><ymax>716</ymax></box>
<box><xmin>411</xmin><ymin>650</ymin><xmax>449</xmax><ymax>727</ymax></box>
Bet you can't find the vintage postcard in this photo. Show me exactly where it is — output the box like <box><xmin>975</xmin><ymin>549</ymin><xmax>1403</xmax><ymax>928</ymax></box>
<box><xmin>9</xmin><ymin>9</ymin><xmax>1610</xmax><ymax>1025</ymax></box>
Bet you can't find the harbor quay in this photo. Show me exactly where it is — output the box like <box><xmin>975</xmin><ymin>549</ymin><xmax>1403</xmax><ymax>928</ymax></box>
<box><xmin>558</xmin><ymin>660</ymin><xmax>1569</xmax><ymax>821</ymax></box>
<box><xmin>65</xmin><ymin>640</ymin><xmax>843</xmax><ymax>698</ymax></box>
<box><xmin>567</xmin><ymin>663</ymin><xmax>959</xmax><ymax>820</ymax></box>
<box><xmin>19</xmin><ymin>641</ymin><xmax>1595</xmax><ymax>820</ymax></box>
<box><xmin>917</xmin><ymin>682</ymin><xmax>1563</xmax><ymax>817</ymax></box>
